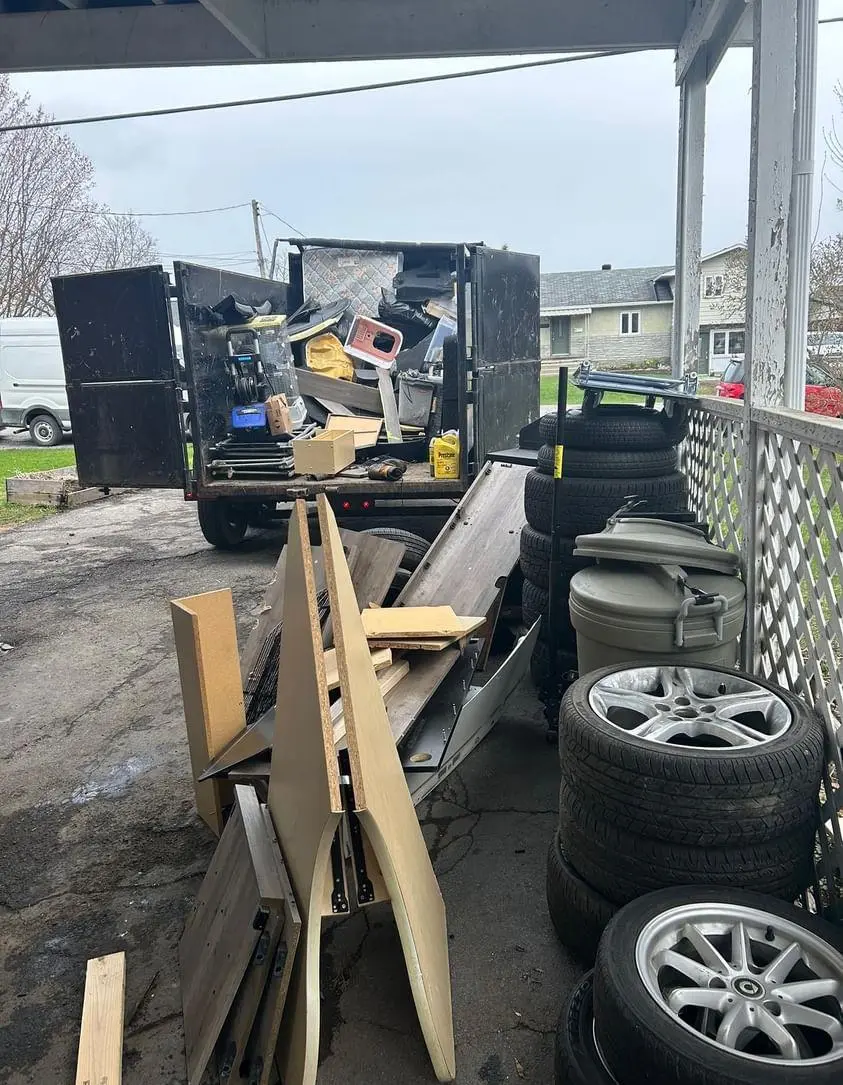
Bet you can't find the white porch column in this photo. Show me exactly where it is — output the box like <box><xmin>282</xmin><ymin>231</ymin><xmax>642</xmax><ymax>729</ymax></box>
<box><xmin>784</xmin><ymin>0</ymin><xmax>819</xmax><ymax>410</ymax></box>
<box><xmin>671</xmin><ymin>52</ymin><xmax>707</xmax><ymax>377</ymax></box>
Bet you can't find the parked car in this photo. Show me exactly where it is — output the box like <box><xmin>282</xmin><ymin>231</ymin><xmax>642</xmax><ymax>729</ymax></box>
<box><xmin>0</xmin><ymin>317</ymin><xmax>70</xmax><ymax>445</ymax></box>
<box><xmin>717</xmin><ymin>359</ymin><xmax>843</xmax><ymax>416</ymax></box>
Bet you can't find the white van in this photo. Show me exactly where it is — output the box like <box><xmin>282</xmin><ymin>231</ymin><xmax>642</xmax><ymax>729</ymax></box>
<box><xmin>0</xmin><ymin>317</ymin><xmax>70</xmax><ymax>446</ymax></box>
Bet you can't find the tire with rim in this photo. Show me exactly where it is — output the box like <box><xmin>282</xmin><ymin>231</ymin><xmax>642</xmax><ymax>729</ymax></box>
<box><xmin>546</xmin><ymin>832</ymin><xmax>617</xmax><ymax>966</ymax></box>
<box><xmin>197</xmin><ymin>499</ymin><xmax>249</xmax><ymax>549</ymax></box>
<box><xmin>554</xmin><ymin>973</ymin><xmax>617</xmax><ymax>1085</ymax></box>
<box><xmin>540</xmin><ymin>405</ymin><xmax>688</xmax><ymax>451</ymax></box>
<box><xmin>594</xmin><ymin>886</ymin><xmax>843</xmax><ymax>1085</ymax></box>
<box><xmin>559</xmin><ymin>663</ymin><xmax>825</xmax><ymax>846</ymax></box>
<box><xmin>524</xmin><ymin>468</ymin><xmax>688</xmax><ymax>535</ymax></box>
<box><xmin>536</xmin><ymin>443</ymin><xmax>679</xmax><ymax>479</ymax></box>
<box><xmin>558</xmin><ymin>780</ymin><xmax>815</xmax><ymax>906</ymax></box>
<box><xmin>29</xmin><ymin>413</ymin><xmax>63</xmax><ymax>447</ymax></box>
<box><xmin>361</xmin><ymin>527</ymin><xmax>430</xmax><ymax>571</ymax></box>
<box><xmin>519</xmin><ymin>525</ymin><xmax>590</xmax><ymax>589</ymax></box>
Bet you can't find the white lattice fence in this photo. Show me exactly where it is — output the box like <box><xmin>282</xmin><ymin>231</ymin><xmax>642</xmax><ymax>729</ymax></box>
<box><xmin>683</xmin><ymin>399</ymin><xmax>744</xmax><ymax>555</ymax></box>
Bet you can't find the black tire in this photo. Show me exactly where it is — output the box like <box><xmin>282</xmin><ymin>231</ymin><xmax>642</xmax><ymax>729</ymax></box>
<box><xmin>558</xmin><ymin>781</ymin><xmax>815</xmax><ymax>906</ymax></box>
<box><xmin>28</xmin><ymin>413</ymin><xmax>63</xmax><ymax>447</ymax></box>
<box><xmin>554</xmin><ymin>974</ymin><xmax>616</xmax><ymax>1085</ymax></box>
<box><xmin>197</xmin><ymin>500</ymin><xmax>249</xmax><ymax>549</ymax></box>
<box><xmin>522</xmin><ymin>580</ymin><xmax>576</xmax><ymax>648</ymax></box>
<box><xmin>594</xmin><ymin>887</ymin><xmax>843</xmax><ymax>1085</ymax></box>
<box><xmin>536</xmin><ymin>443</ymin><xmax>679</xmax><ymax>479</ymax></box>
<box><xmin>546</xmin><ymin>832</ymin><xmax>617</xmax><ymax>966</ymax></box>
<box><xmin>559</xmin><ymin>663</ymin><xmax>825</xmax><ymax>846</ymax></box>
<box><xmin>361</xmin><ymin>527</ymin><xmax>431</xmax><ymax>571</ymax></box>
<box><xmin>519</xmin><ymin>525</ymin><xmax>588</xmax><ymax>590</ymax></box>
<box><xmin>524</xmin><ymin>468</ymin><xmax>688</xmax><ymax>535</ymax></box>
<box><xmin>540</xmin><ymin>405</ymin><xmax>688</xmax><ymax>452</ymax></box>
<box><xmin>531</xmin><ymin>637</ymin><xmax>578</xmax><ymax>689</ymax></box>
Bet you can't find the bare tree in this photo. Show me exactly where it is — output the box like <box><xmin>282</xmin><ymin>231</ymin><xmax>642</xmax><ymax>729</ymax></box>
<box><xmin>0</xmin><ymin>76</ymin><xmax>158</xmax><ymax>318</ymax></box>
<box><xmin>829</xmin><ymin>82</ymin><xmax>843</xmax><ymax>208</ymax></box>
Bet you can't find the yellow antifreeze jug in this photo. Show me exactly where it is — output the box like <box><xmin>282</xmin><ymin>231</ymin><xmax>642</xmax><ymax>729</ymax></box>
<box><xmin>432</xmin><ymin>432</ymin><xmax>460</xmax><ymax>479</ymax></box>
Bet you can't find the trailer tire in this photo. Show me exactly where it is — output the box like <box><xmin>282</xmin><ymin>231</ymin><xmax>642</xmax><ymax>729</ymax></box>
<box><xmin>197</xmin><ymin>499</ymin><xmax>249</xmax><ymax>549</ymax></box>
<box><xmin>28</xmin><ymin>413</ymin><xmax>63</xmax><ymax>447</ymax></box>
<box><xmin>361</xmin><ymin>527</ymin><xmax>430</xmax><ymax>572</ymax></box>
<box><xmin>540</xmin><ymin>405</ymin><xmax>688</xmax><ymax>451</ymax></box>
<box><xmin>519</xmin><ymin>525</ymin><xmax>589</xmax><ymax>589</ymax></box>
<box><xmin>536</xmin><ymin>443</ymin><xmax>678</xmax><ymax>479</ymax></box>
<box><xmin>524</xmin><ymin>468</ymin><xmax>688</xmax><ymax>535</ymax></box>
<box><xmin>546</xmin><ymin>833</ymin><xmax>617</xmax><ymax>966</ymax></box>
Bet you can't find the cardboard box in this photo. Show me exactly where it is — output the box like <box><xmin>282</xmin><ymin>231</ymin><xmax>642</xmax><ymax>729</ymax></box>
<box><xmin>265</xmin><ymin>393</ymin><xmax>293</xmax><ymax>436</ymax></box>
<box><xmin>293</xmin><ymin>429</ymin><xmax>356</xmax><ymax>476</ymax></box>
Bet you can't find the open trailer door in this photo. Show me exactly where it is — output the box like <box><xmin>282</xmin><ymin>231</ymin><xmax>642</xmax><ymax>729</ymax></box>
<box><xmin>52</xmin><ymin>266</ymin><xmax>188</xmax><ymax>489</ymax></box>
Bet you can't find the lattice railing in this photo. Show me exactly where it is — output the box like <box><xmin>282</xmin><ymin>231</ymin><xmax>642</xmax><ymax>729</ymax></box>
<box><xmin>684</xmin><ymin>399</ymin><xmax>843</xmax><ymax>919</ymax></box>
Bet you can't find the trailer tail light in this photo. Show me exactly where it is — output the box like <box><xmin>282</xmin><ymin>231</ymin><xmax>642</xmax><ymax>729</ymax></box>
<box><xmin>338</xmin><ymin>498</ymin><xmax>376</xmax><ymax>513</ymax></box>
<box><xmin>362</xmin><ymin>500</ymin><xmax>372</xmax><ymax>510</ymax></box>
<box><xmin>342</xmin><ymin>500</ymin><xmax>352</xmax><ymax>511</ymax></box>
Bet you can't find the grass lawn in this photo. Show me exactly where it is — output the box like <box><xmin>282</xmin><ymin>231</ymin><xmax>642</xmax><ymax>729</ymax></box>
<box><xmin>0</xmin><ymin>446</ymin><xmax>77</xmax><ymax>529</ymax></box>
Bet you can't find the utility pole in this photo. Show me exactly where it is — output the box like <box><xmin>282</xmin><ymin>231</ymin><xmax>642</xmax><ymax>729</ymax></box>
<box><xmin>251</xmin><ymin>199</ymin><xmax>267</xmax><ymax>277</ymax></box>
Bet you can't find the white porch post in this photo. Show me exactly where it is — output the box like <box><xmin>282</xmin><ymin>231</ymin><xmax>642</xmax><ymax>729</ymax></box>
<box><xmin>671</xmin><ymin>52</ymin><xmax>707</xmax><ymax>377</ymax></box>
<box><xmin>784</xmin><ymin>0</ymin><xmax>819</xmax><ymax>409</ymax></box>
<box><xmin>742</xmin><ymin>0</ymin><xmax>798</xmax><ymax>669</ymax></box>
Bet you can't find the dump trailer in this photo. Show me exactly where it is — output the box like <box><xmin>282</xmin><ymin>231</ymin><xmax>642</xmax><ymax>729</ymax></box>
<box><xmin>51</xmin><ymin>238</ymin><xmax>540</xmax><ymax>547</ymax></box>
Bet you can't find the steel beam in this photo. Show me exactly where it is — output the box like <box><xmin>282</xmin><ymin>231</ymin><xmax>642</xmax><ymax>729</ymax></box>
<box><xmin>676</xmin><ymin>0</ymin><xmax>749</xmax><ymax>84</ymax></box>
<box><xmin>198</xmin><ymin>0</ymin><xmax>267</xmax><ymax>59</ymax></box>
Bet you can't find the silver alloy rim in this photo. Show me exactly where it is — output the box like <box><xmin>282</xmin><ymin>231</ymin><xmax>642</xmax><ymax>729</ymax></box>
<box><xmin>588</xmin><ymin>666</ymin><xmax>792</xmax><ymax>748</ymax></box>
<box><xmin>635</xmin><ymin>902</ymin><xmax>843</xmax><ymax>1064</ymax></box>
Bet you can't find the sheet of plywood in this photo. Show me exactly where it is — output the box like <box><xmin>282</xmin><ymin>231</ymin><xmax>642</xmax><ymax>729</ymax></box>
<box><xmin>324</xmin><ymin>646</ymin><xmax>391</xmax><ymax>691</ymax></box>
<box><xmin>318</xmin><ymin>493</ymin><xmax>455</xmax><ymax>1082</ymax></box>
<box><xmin>331</xmin><ymin>659</ymin><xmax>410</xmax><ymax>746</ymax></box>
<box><xmin>171</xmin><ymin>589</ymin><xmax>247</xmax><ymax>836</ymax></box>
<box><xmin>297</xmin><ymin>368</ymin><xmax>382</xmax><ymax>414</ymax></box>
<box><xmin>397</xmin><ymin>460</ymin><xmax>530</xmax><ymax>618</ymax></box>
<box><xmin>365</xmin><ymin>635</ymin><xmax>459</xmax><ymax>652</ymax></box>
<box><xmin>326</xmin><ymin>414</ymin><xmax>383</xmax><ymax>449</ymax></box>
<box><xmin>268</xmin><ymin>500</ymin><xmax>343</xmax><ymax>1085</ymax></box>
<box><xmin>383</xmin><ymin>647</ymin><xmax>461</xmax><ymax>744</ymax></box>
<box><xmin>179</xmin><ymin>804</ymin><xmax>263</xmax><ymax>1085</ymax></box>
<box><xmin>75</xmin><ymin>951</ymin><xmax>125</xmax><ymax>1085</ymax></box>
<box><xmin>362</xmin><ymin>606</ymin><xmax>467</xmax><ymax>639</ymax></box>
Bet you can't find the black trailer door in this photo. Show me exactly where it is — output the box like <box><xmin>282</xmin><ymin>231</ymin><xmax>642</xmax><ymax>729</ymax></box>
<box><xmin>470</xmin><ymin>247</ymin><xmax>541</xmax><ymax>466</ymax></box>
<box><xmin>52</xmin><ymin>266</ymin><xmax>188</xmax><ymax>488</ymax></box>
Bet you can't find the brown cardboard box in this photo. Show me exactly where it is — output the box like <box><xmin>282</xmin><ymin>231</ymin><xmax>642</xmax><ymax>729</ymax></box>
<box><xmin>266</xmin><ymin>394</ymin><xmax>293</xmax><ymax>436</ymax></box>
<box><xmin>292</xmin><ymin>429</ymin><xmax>356</xmax><ymax>476</ymax></box>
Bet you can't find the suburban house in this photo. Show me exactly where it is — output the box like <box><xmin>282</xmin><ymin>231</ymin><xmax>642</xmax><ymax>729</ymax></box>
<box><xmin>540</xmin><ymin>243</ymin><xmax>747</xmax><ymax>374</ymax></box>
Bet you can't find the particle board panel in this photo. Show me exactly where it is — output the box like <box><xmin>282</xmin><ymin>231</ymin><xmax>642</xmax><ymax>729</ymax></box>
<box><xmin>317</xmin><ymin>493</ymin><xmax>455</xmax><ymax>1082</ymax></box>
<box><xmin>323</xmin><ymin>646</ymin><xmax>391</xmax><ymax>690</ymax></box>
<box><xmin>179</xmin><ymin>804</ymin><xmax>264</xmax><ymax>1085</ymax></box>
<box><xmin>365</xmin><ymin>635</ymin><xmax>461</xmax><ymax>652</ymax></box>
<box><xmin>267</xmin><ymin>500</ymin><xmax>343</xmax><ymax>1085</ymax></box>
<box><xmin>296</xmin><ymin>368</ymin><xmax>382</xmax><ymax>414</ymax></box>
<box><xmin>384</xmin><ymin>646</ymin><xmax>461</xmax><ymax>745</ymax></box>
<box><xmin>331</xmin><ymin>659</ymin><xmax>410</xmax><ymax>747</ymax></box>
<box><xmin>361</xmin><ymin>605</ymin><xmax>463</xmax><ymax>639</ymax></box>
<box><xmin>325</xmin><ymin>414</ymin><xmax>383</xmax><ymax>449</ymax></box>
<box><xmin>75</xmin><ymin>951</ymin><xmax>126</xmax><ymax>1085</ymax></box>
<box><xmin>396</xmin><ymin>460</ymin><xmax>530</xmax><ymax>617</ymax></box>
<box><xmin>171</xmin><ymin>588</ymin><xmax>247</xmax><ymax>835</ymax></box>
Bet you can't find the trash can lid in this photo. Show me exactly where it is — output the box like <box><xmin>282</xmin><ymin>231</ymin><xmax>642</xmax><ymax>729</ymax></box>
<box><xmin>574</xmin><ymin>517</ymin><xmax>740</xmax><ymax>575</ymax></box>
<box><xmin>569</xmin><ymin>564</ymin><xmax>746</xmax><ymax>621</ymax></box>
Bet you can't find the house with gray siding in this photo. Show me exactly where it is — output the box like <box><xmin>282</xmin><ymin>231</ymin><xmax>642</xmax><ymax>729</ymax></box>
<box><xmin>541</xmin><ymin>245</ymin><xmax>747</xmax><ymax>373</ymax></box>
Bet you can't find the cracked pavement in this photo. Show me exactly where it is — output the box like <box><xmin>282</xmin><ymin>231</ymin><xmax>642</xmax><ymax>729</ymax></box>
<box><xmin>0</xmin><ymin>489</ymin><xmax>580</xmax><ymax>1084</ymax></box>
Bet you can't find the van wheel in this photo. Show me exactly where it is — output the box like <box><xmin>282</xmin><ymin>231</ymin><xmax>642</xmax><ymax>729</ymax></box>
<box><xmin>197</xmin><ymin>500</ymin><xmax>249</xmax><ymax>549</ymax></box>
<box><xmin>29</xmin><ymin>414</ymin><xmax>63</xmax><ymax>447</ymax></box>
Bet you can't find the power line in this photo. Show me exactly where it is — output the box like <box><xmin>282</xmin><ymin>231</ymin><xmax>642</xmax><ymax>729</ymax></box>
<box><xmin>66</xmin><ymin>202</ymin><xmax>251</xmax><ymax>218</ymax></box>
<box><xmin>819</xmin><ymin>16</ymin><xmax>843</xmax><ymax>25</ymax></box>
<box><xmin>0</xmin><ymin>50</ymin><xmax>639</xmax><ymax>134</ymax></box>
<box><xmin>261</xmin><ymin>207</ymin><xmax>306</xmax><ymax>238</ymax></box>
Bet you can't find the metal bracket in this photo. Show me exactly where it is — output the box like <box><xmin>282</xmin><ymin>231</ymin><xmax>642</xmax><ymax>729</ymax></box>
<box><xmin>329</xmin><ymin>829</ymin><xmax>349</xmax><ymax>914</ymax></box>
<box><xmin>337</xmin><ymin>749</ymin><xmax>374</xmax><ymax>906</ymax></box>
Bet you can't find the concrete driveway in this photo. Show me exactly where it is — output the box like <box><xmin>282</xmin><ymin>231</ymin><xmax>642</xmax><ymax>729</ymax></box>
<box><xmin>0</xmin><ymin>490</ymin><xmax>577</xmax><ymax>1084</ymax></box>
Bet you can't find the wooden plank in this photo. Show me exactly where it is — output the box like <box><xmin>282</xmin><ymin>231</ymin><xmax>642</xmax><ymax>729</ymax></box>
<box><xmin>171</xmin><ymin>589</ymin><xmax>247</xmax><ymax>835</ymax></box>
<box><xmin>296</xmin><ymin>368</ymin><xmax>382</xmax><ymax>414</ymax></box>
<box><xmin>324</xmin><ymin>646</ymin><xmax>391</xmax><ymax>690</ymax></box>
<box><xmin>344</xmin><ymin>531</ymin><xmax>405</xmax><ymax>614</ymax></box>
<box><xmin>179</xmin><ymin>806</ymin><xmax>263</xmax><ymax>1085</ymax></box>
<box><xmin>382</xmin><ymin>647</ymin><xmax>461</xmax><ymax>744</ymax></box>
<box><xmin>317</xmin><ymin>493</ymin><xmax>455</xmax><ymax>1082</ymax></box>
<box><xmin>236</xmin><ymin>784</ymin><xmax>287</xmax><ymax>908</ymax></box>
<box><xmin>325</xmin><ymin>414</ymin><xmax>383</xmax><ymax>449</ymax></box>
<box><xmin>267</xmin><ymin>500</ymin><xmax>343</xmax><ymax>1085</ymax></box>
<box><xmin>75</xmin><ymin>951</ymin><xmax>125</xmax><ymax>1085</ymax></box>
<box><xmin>376</xmin><ymin>367</ymin><xmax>403</xmax><ymax>443</ymax></box>
<box><xmin>397</xmin><ymin>461</ymin><xmax>530</xmax><ymax>620</ymax></box>
<box><xmin>332</xmin><ymin>659</ymin><xmax>410</xmax><ymax>746</ymax></box>
<box><xmin>362</xmin><ymin>606</ymin><xmax>469</xmax><ymax>639</ymax></box>
<box><xmin>366</xmin><ymin>635</ymin><xmax>463</xmax><ymax>652</ymax></box>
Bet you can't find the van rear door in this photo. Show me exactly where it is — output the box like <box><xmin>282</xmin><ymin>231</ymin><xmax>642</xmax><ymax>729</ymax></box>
<box><xmin>52</xmin><ymin>267</ymin><xmax>188</xmax><ymax>489</ymax></box>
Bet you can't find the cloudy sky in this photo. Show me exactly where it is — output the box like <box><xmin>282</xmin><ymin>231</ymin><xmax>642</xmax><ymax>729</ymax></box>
<box><xmin>11</xmin><ymin>0</ymin><xmax>843</xmax><ymax>277</ymax></box>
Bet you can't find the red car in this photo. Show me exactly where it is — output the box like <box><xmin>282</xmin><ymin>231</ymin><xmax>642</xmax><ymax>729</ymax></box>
<box><xmin>716</xmin><ymin>360</ymin><xmax>843</xmax><ymax>416</ymax></box>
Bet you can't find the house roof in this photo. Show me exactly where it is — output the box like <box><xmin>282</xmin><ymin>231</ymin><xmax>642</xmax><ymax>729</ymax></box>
<box><xmin>541</xmin><ymin>266</ymin><xmax>672</xmax><ymax>309</ymax></box>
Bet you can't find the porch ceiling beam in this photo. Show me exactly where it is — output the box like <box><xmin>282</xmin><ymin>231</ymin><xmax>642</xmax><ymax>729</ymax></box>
<box><xmin>676</xmin><ymin>0</ymin><xmax>750</xmax><ymax>84</ymax></box>
<box><xmin>197</xmin><ymin>1</ymin><xmax>267</xmax><ymax>59</ymax></box>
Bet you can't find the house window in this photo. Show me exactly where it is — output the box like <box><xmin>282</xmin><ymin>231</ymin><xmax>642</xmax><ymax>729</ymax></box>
<box><xmin>620</xmin><ymin>311</ymin><xmax>640</xmax><ymax>336</ymax></box>
<box><xmin>713</xmin><ymin>330</ymin><xmax>745</xmax><ymax>356</ymax></box>
<box><xmin>704</xmin><ymin>274</ymin><xmax>724</xmax><ymax>298</ymax></box>
<box><xmin>550</xmin><ymin>316</ymin><xmax>571</xmax><ymax>356</ymax></box>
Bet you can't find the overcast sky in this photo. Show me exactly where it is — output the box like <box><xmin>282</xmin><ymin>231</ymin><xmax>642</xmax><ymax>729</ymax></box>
<box><xmin>11</xmin><ymin>1</ymin><xmax>843</xmax><ymax>278</ymax></box>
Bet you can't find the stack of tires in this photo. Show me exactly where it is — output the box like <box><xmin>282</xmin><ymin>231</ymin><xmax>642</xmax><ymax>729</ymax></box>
<box><xmin>521</xmin><ymin>405</ymin><xmax>689</xmax><ymax>685</ymax></box>
<box><xmin>547</xmin><ymin>662</ymin><xmax>825</xmax><ymax>966</ymax></box>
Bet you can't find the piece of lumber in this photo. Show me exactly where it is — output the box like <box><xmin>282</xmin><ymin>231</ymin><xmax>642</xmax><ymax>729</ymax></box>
<box><xmin>296</xmin><ymin>368</ymin><xmax>382</xmax><ymax>414</ymax></box>
<box><xmin>171</xmin><ymin>589</ymin><xmax>247</xmax><ymax>836</ymax></box>
<box><xmin>376</xmin><ymin>367</ymin><xmax>403</xmax><ymax>443</ymax></box>
<box><xmin>268</xmin><ymin>500</ymin><xmax>343</xmax><ymax>1085</ymax></box>
<box><xmin>382</xmin><ymin>646</ymin><xmax>461</xmax><ymax>744</ymax></box>
<box><xmin>365</xmin><ymin>635</ymin><xmax>462</xmax><ymax>652</ymax></box>
<box><xmin>179</xmin><ymin>804</ymin><xmax>264</xmax><ymax>1085</ymax></box>
<box><xmin>324</xmin><ymin>646</ymin><xmax>391</xmax><ymax>691</ymax></box>
<box><xmin>397</xmin><ymin>460</ymin><xmax>530</xmax><ymax>618</ymax></box>
<box><xmin>325</xmin><ymin>414</ymin><xmax>383</xmax><ymax>449</ymax></box>
<box><xmin>75</xmin><ymin>951</ymin><xmax>126</xmax><ymax>1085</ymax></box>
<box><xmin>317</xmin><ymin>493</ymin><xmax>456</xmax><ymax>1082</ymax></box>
<box><xmin>362</xmin><ymin>605</ymin><xmax>467</xmax><ymax>639</ymax></box>
<box><xmin>331</xmin><ymin>659</ymin><xmax>410</xmax><ymax>746</ymax></box>
<box><xmin>237</xmin><ymin>783</ymin><xmax>288</xmax><ymax>909</ymax></box>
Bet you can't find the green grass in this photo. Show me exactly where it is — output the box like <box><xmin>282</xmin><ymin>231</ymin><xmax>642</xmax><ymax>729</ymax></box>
<box><xmin>539</xmin><ymin>372</ymin><xmax>720</xmax><ymax>406</ymax></box>
<box><xmin>0</xmin><ymin>446</ymin><xmax>77</xmax><ymax>529</ymax></box>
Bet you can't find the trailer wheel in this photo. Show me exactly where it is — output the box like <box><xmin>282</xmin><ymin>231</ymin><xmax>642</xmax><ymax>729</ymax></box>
<box><xmin>197</xmin><ymin>500</ymin><xmax>249</xmax><ymax>549</ymax></box>
<box><xmin>361</xmin><ymin>527</ymin><xmax>430</xmax><ymax>571</ymax></box>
